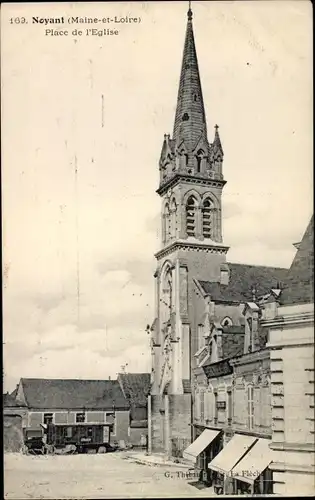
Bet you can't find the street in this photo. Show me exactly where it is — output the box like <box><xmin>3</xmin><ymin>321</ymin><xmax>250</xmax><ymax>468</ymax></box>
<box><xmin>4</xmin><ymin>452</ymin><xmax>215</xmax><ymax>498</ymax></box>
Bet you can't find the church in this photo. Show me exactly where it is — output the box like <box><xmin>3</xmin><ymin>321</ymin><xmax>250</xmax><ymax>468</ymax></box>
<box><xmin>147</xmin><ymin>6</ymin><xmax>290</xmax><ymax>459</ymax></box>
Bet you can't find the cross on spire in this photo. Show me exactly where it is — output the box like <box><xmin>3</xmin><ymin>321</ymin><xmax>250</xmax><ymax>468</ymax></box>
<box><xmin>188</xmin><ymin>1</ymin><xmax>193</xmax><ymax>20</ymax></box>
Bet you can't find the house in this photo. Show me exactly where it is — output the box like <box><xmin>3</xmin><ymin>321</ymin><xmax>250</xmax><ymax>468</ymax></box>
<box><xmin>117</xmin><ymin>372</ymin><xmax>150</xmax><ymax>446</ymax></box>
<box><xmin>8</xmin><ymin>378</ymin><xmax>130</xmax><ymax>445</ymax></box>
<box><xmin>261</xmin><ymin>216</ymin><xmax>314</xmax><ymax>496</ymax></box>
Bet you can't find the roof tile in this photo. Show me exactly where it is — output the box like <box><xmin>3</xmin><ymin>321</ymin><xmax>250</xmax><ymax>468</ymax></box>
<box><xmin>280</xmin><ymin>216</ymin><xmax>314</xmax><ymax>305</ymax></box>
<box><xmin>117</xmin><ymin>373</ymin><xmax>150</xmax><ymax>407</ymax></box>
<box><xmin>20</xmin><ymin>378</ymin><xmax>129</xmax><ymax>410</ymax></box>
<box><xmin>198</xmin><ymin>263</ymin><xmax>287</xmax><ymax>303</ymax></box>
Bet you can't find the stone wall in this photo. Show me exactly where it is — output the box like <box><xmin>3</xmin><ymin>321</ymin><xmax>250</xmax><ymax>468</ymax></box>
<box><xmin>129</xmin><ymin>427</ymin><xmax>148</xmax><ymax>447</ymax></box>
<box><xmin>4</xmin><ymin>414</ymin><xmax>24</xmax><ymax>453</ymax></box>
<box><xmin>264</xmin><ymin>302</ymin><xmax>314</xmax><ymax>496</ymax></box>
<box><xmin>150</xmin><ymin>395</ymin><xmax>164</xmax><ymax>452</ymax></box>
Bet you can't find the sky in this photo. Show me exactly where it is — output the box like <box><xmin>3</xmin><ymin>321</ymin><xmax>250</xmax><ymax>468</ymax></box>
<box><xmin>2</xmin><ymin>1</ymin><xmax>313</xmax><ymax>392</ymax></box>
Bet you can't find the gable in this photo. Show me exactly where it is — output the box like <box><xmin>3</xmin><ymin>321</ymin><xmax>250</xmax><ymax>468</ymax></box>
<box><xmin>117</xmin><ymin>373</ymin><xmax>151</xmax><ymax>407</ymax></box>
<box><xmin>280</xmin><ymin>216</ymin><xmax>314</xmax><ymax>305</ymax></box>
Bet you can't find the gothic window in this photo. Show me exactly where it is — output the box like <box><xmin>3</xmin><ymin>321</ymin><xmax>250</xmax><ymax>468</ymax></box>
<box><xmin>202</xmin><ymin>198</ymin><xmax>213</xmax><ymax>239</ymax></box>
<box><xmin>196</xmin><ymin>149</ymin><xmax>204</xmax><ymax>173</ymax></box>
<box><xmin>163</xmin><ymin>203</ymin><xmax>170</xmax><ymax>242</ymax></box>
<box><xmin>186</xmin><ymin>195</ymin><xmax>197</xmax><ymax>237</ymax></box>
<box><xmin>221</xmin><ymin>317</ymin><xmax>233</xmax><ymax>327</ymax></box>
<box><xmin>247</xmin><ymin>385</ymin><xmax>254</xmax><ymax>430</ymax></box>
<box><xmin>179</xmin><ymin>150</ymin><xmax>189</xmax><ymax>169</ymax></box>
<box><xmin>170</xmin><ymin>199</ymin><xmax>177</xmax><ymax>239</ymax></box>
<box><xmin>160</xmin><ymin>267</ymin><xmax>173</xmax><ymax>325</ymax></box>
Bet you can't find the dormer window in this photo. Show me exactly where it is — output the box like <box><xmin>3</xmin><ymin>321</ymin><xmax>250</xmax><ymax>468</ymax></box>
<box><xmin>221</xmin><ymin>317</ymin><xmax>233</xmax><ymax>327</ymax></box>
<box><xmin>196</xmin><ymin>149</ymin><xmax>205</xmax><ymax>173</ymax></box>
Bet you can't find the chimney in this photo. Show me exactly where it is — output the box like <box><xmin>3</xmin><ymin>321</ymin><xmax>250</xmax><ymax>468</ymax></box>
<box><xmin>220</xmin><ymin>264</ymin><xmax>230</xmax><ymax>286</ymax></box>
<box><xmin>242</xmin><ymin>302</ymin><xmax>260</xmax><ymax>353</ymax></box>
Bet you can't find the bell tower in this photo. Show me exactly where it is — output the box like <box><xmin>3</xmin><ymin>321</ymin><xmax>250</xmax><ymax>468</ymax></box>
<box><xmin>149</xmin><ymin>6</ymin><xmax>229</xmax><ymax>455</ymax></box>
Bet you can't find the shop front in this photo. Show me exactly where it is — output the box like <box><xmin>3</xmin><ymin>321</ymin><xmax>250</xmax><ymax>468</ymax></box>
<box><xmin>230</xmin><ymin>438</ymin><xmax>273</xmax><ymax>495</ymax></box>
<box><xmin>183</xmin><ymin>428</ymin><xmax>223</xmax><ymax>486</ymax></box>
<box><xmin>208</xmin><ymin>433</ymin><xmax>257</xmax><ymax>494</ymax></box>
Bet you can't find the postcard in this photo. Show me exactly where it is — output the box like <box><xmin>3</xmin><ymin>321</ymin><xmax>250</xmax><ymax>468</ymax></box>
<box><xmin>2</xmin><ymin>1</ymin><xmax>313</xmax><ymax>498</ymax></box>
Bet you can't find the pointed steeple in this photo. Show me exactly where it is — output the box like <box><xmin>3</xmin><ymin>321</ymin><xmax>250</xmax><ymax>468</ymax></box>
<box><xmin>173</xmin><ymin>6</ymin><xmax>208</xmax><ymax>151</ymax></box>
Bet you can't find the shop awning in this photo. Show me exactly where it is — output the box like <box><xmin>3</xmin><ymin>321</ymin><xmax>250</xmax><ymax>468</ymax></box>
<box><xmin>230</xmin><ymin>438</ymin><xmax>272</xmax><ymax>484</ymax></box>
<box><xmin>208</xmin><ymin>434</ymin><xmax>257</xmax><ymax>475</ymax></box>
<box><xmin>183</xmin><ymin>429</ymin><xmax>220</xmax><ymax>462</ymax></box>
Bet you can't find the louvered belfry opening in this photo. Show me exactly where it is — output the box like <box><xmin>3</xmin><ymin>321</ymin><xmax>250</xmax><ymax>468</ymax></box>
<box><xmin>202</xmin><ymin>198</ymin><xmax>212</xmax><ymax>239</ymax></box>
<box><xmin>186</xmin><ymin>195</ymin><xmax>197</xmax><ymax>236</ymax></box>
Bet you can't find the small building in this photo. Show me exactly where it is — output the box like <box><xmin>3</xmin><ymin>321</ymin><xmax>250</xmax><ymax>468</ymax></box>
<box><xmin>262</xmin><ymin>216</ymin><xmax>314</xmax><ymax>496</ymax></box>
<box><xmin>8</xmin><ymin>378</ymin><xmax>130</xmax><ymax>445</ymax></box>
<box><xmin>117</xmin><ymin>373</ymin><xmax>150</xmax><ymax>447</ymax></box>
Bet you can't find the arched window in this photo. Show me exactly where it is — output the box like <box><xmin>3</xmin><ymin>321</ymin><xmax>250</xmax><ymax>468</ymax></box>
<box><xmin>202</xmin><ymin>198</ymin><xmax>213</xmax><ymax>239</ymax></box>
<box><xmin>180</xmin><ymin>150</ymin><xmax>188</xmax><ymax>169</ymax></box>
<box><xmin>163</xmin><ymin>203</ymin><xmax>170</xmax><ymax>242</ymax></box>
<box><xmin>170</xmin><ymin>199</ymin><xmax>177</xmax><ymax>239</ymax></box>
<box><xmin>196</xmin><ymin>149</ymin><xmax>204</xmax><ymax>173</ymax></box>
<box><xmin>221</xmin><ymin>317</ymin><xmax>233</xmax><ymax>327</ymax></box>
<box><xmin>186</xmin><ymin>196</ymin><xmax>197</xmax><ymax>237</ymax></box>
<box><xmin>160</xmin><ymin>267</ymin><xmax>173</xmax><ymax>325</ymax></box>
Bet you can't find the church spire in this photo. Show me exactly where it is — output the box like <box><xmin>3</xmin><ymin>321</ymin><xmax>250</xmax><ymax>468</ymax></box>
<box><xmin>173</xmin><ymin>5</ymin><xmax>207</xmax><ymax>151</ymax></box>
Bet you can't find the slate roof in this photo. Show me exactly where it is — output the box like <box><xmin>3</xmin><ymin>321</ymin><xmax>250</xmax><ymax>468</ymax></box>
<box><xmin>19</xmin><ymin>378</ymin><xmax>129</xmax><ymax>410</ymax></box>
<box><xmin>117</xmin><ymin>373</ymin><xmax>151</xmax><ymax>408</ymax></box>
<box><xmin>172</xmin><ymin>8</ymin><xmax>207</xmax><ymax>150</ymax></box>
<box><xmin>221</xmin><ymin>329</ymin><xmax>245</xmax><ymax>359</ymax></box>
<box><xmin>198</xmin><ymin>263</ymin><xmax>288</xmax><ymax>303</ymax></box>
<box><xmin>280</xmin><ymin>216</ymin><xmax>314</xmax><ymax>306</ymax></box>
